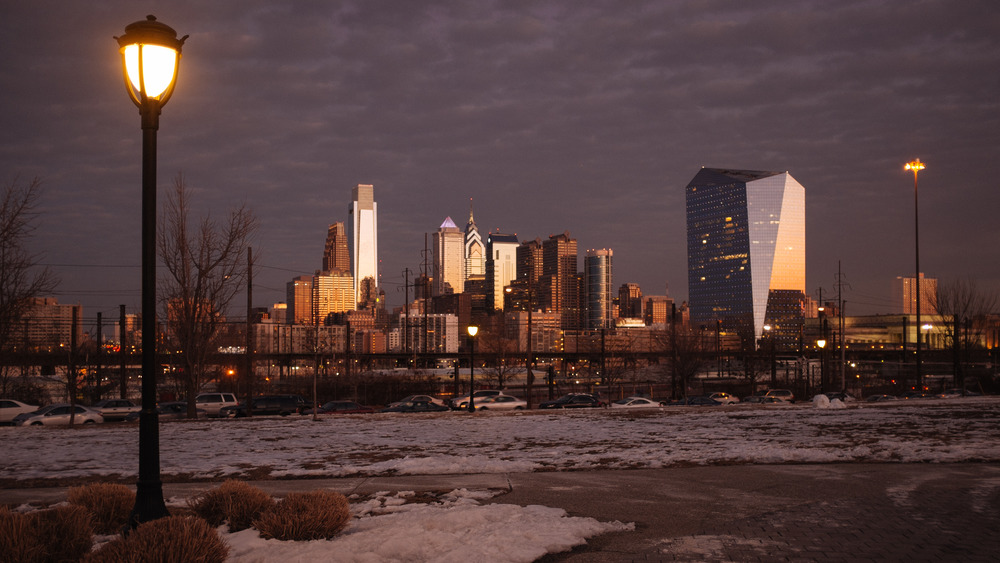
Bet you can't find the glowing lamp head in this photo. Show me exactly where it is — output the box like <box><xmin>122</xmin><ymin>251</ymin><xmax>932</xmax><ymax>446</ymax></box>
<box><xmin>904</xmin><ymin>159</ymin><xmax>926</xmax><ymax>173</ymax></box>
<box><xmin>116</xmin><ymin>15</ymin><xmax>187</xmax><ymax>107</ymax></box>
<box><xmin>817</xmin><ymin>339</ymin><xmax>827</xmax><ymax>349</ymax></box>
<box><xmin>467</xmin><ymin>325</ymin><xmax>479</xmax><ymax>337</ymax></box>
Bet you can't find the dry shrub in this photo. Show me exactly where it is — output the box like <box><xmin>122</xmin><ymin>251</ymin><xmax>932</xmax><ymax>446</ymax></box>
<box><xmin>83</xmin><ymin>515</ymin><xmax>228</xmax><ymax>563</ymax></box>
<box><xmin>187</xmin><ymin>480</ymin><xmax>274</xmax><ymax>532</ymax></box>
<box><xmin>0</xmin><ymin>505</ymin><xmax>94</xmax><ymax>563</ymax></box>
<box><xmin>253</xmin><ymin>490</ymin><xmax>351</xmax><ymax>541</ymax></box>
<box><xmin>67</xmin><ymin>482</ymin><xmax>136</xmax><ymax>534</ymax></box>
<box><xmin>0</xmin><ymin>507</ymin><xmax>45</xmax><ymax>563</ymax></box>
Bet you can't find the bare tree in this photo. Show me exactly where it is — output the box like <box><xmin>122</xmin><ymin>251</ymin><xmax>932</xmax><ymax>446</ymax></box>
<box><xmin>477</xmin><ymin>314</ymin><xmax>519</xmax><ymax>389</ymax></box>
<box><xmin>159</xmin><ymin>177</ymin><xmax>257</xmax><ymax>417</ymax></box>
<box><xmin>934</xmin><ymin>277</ymin><xmax>999</xmax><ymax>392</ymax></box>
<box><xmin>0</xmin><ymin>177</ymin><xmax>58</xmax><ymax>397</ymax></box>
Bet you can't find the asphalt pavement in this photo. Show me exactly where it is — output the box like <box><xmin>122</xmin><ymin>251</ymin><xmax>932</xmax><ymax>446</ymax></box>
<box><xmin>3</xmin><ymin>463</ymin><xmax>998</xmax><ymax>562</ymax></box>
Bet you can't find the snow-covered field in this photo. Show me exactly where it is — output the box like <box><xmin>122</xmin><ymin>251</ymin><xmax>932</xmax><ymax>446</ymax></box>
<box><xmin>3</xmin><ymin>397</ymin><xmax>998</xmax><ymax>561</ymax></box>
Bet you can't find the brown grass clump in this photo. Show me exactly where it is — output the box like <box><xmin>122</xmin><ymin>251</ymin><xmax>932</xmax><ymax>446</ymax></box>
<box><xmin>83</xmin><ymin>515</ymin><xmax>228</xmax><ymax>563</ymax></box>
<box><xmin>253</xmin><ymin>490</ymin><xmax>352</xmax><ymax>541</ymax></box>
<box><xmin>0</xmin><ymin>506</ymin><xmax>45</xmax><ymax>562</ymax></box>
<box><xmin>67</xmin><ymin>482</ymin><xmax>136</xmax><ymax>534</ymax></box>
<box><xmin>0</xmin><ymin>505</ymin><xmax>94</xmax><ymax>563</ymax></box>
<box><xmin>187</xmin><ymin>479</ymin><xmax>275</xmax><ymax>532</ymax></box>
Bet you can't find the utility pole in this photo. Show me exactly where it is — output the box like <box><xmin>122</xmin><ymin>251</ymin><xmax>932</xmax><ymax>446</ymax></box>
<box><xmin>119</xmin><ymin>305</ymin><xmax>127</xmax><ymax>399</ymax></box>
<box><xmin>246</xmin><ymin>247</ymin><xmax>254</xmax><ymax>415</ymax></box>
<box><xmin>96</xmin><ymin>312</ymin><xmax>103</xmax><ymax>403</ymax></box>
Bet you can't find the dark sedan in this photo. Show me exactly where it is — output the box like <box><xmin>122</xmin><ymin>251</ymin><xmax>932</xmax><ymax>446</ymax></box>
<box><xmin>303</xmin><ymin>400</ymin><xmax>375</xmax><ymax>415</ymax></box>
<box><xmin>665</xmin><ymin>396</ymin><xmax>721</xmax><ymax>406</ymax></box>
<box><xmin>538</xmin><ymin>393</ymin><xmax>604</xmax><ymax>409</ymax></box>
<box><xmin>380</xmin><ymin>399</ymin><xmax>451</xmax><ymax>413</ymax></box>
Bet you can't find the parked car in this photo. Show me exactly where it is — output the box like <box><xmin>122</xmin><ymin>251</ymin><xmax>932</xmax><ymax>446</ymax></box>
<box><xmin>92</xmin><ymin>398</ymin><xmax>141</xmax><ymax>422</ymax></box>
<box><xmin>388</xmin><ymin>395</ymin><xmax>449</xmax><ymax>408</ymax></box>
<box><xmin>472</xmin><ymin>394</ymin><xmax>527</xmax><ymax>411</ymax></box>
<box><xmin>450</xmin><ymin>390</ymin><xmax>503</xmax><ymax>409</ymax></box>
<box><xmin>0</xmin><ymin>399</ymin><xmax>38</xmax><ymax>425</ymax></box>
<box><xmin>865</xmin><ymin>394</ymin><xmax>897</xmax><ymax>402</ymax></box>
<box><xmin>126</xmin><ymin>401</ymin><xmax>207</xmax><ymax>421</ymax></box>
<box><xmin>220</xmin><ymin>395</ymin><xmax>302</xmax><ymax>417</ymax></box>
<box><xmin>764</xmin><ymin>389</ymin><xmax>795</xmax><ymax>403</ymax></box>
<box><xmin>707</xmin><ymin>392</ymin><xmax>740</xmax><ymax>405</ymax></box>
<box><xmin>538</xmin><ymin>393</ymin><xmax>604</xmax><ymax>409</ymax></box>
<box><xmin>380</xmin><ymin>398</ymin><xmax>451</xmax><ymax>413</ymax></box>
<box><xmin>610</xmin><ymin>397</ymin><xmax>664</xmax><ymax>408</ymax></box>
<box><xmin>823</xmin><ymin>391</ymin><xmax>853</xmax><ymax>402</ymax></box>
<box><xmin>664</xmin><ymin>396</ymin><xmax>721</xmax><ymax>406</ymax></box>
<box><xmin>303</xmin><ymin>400</ymin><xmax>376</xmax><ymax>415</ymax></box>
<box><xmin>14</xmin><ymin>404</ymin><xmax>104</xmax><ymax>426</ymax></box>
<box><xmin>195</xmin><ymin>393</ymin><xmax>240</xmax><ymax>417</ymax></box>
<box><xmin>743</xmin><ymin>395</ymin><xmax>785</xmax><ymax>405</ymax></box>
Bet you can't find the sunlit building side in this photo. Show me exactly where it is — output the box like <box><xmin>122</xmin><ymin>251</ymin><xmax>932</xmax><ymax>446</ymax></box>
<box><xmin>686</xmin><ymin>168</ymin><xmax>805</xmax><ymax>348</ymax></box>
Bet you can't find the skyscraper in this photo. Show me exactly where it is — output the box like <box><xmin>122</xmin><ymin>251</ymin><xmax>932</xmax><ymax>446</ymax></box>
<box><xmin>464</xmin><ymin>201</ymin><xmax>484</xmax><ymax>281</ymax></box>
<box><xmin>322</xmin><ymin>222</ymin><xmax>349</xmax><ymax>273</ymax></box>
<box><xmin>486</xmin><ymin>232</ymin><xmax>519</xmax><ymax>310</ymax></box>
<box><xmin>585</xmin><ymin>249</ymin><xmax>613</xmax><ymax>329</ymax></box>
<box><xmin>686</xmin><ymin>168</ymin><xmax>805</xmax><ymax>346</ymax></box>
<box><xmin>893</xmin><ymin>274</ymin><xmax>938</xmax><ymax>315</ymax></box>
<box><xmin>286</xmin><ymin>275</ymin><xmax>313</xmax><ymax>325</ymax></box>
<box><xmin>348</xmin><ymin>184</ymin><xmax>378</xmax><ymax>307</ymax></box>
<box><xmin>313</xmin><ymin>270</ymin><xmax>354</xmax><ymax>323</ymax></box>
<box><xmin>433</xmin><ymin>216</ymin><xmax>465</xmax><ymax>296</ymax></box>
<box><xmin>541</xmin><ymin>231</ymin><xmax>581</xmax><ymax>330</ymax></box>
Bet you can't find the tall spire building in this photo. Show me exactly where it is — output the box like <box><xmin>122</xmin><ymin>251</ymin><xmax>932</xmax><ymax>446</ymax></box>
<box><xmin>348</xmin><ymin>184</ymin><xmax>378</xmax><ymax>308</ymax></box>
<box><xmin>464</xmin><ymin>200</ymin><xmax>484</xmax><ymax>281</ymax></box>
<box><xmin>685</xmin><ymin>168</ymin><xmax>805</xmax><ymax>347</ymax></box>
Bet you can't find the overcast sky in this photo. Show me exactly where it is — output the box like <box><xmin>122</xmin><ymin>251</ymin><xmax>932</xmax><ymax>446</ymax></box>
<box><xmin>3</xmin><ymin>0</ymin><xmax>998</xmax><ymax>324</ymax></box>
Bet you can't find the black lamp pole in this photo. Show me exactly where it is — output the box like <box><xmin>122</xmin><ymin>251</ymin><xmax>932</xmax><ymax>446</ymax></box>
<box><xmin>468</xmin><ymin>326</ymin><xmax>478</xmax><ymax>413</ymax></box>
<box><xmin>116</xmin><ymin>15</ymin><xmax>186</xmax><ymax>527</ymax></box>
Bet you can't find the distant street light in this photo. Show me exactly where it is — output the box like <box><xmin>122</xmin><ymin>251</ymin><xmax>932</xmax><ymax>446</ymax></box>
<box><xmin>467</xmin><ymin>325</ymin><xmax>479</xmax><ymax>413</ymax></box>
<box><xmin>905</xmin><ymin>159</ymin><xmax>926</xmax><ymax>390</ymax></box>
<box><xmin>115</xmin><ymin>15</ymin><xmax>187</xmax><ymax>527</ymax></box>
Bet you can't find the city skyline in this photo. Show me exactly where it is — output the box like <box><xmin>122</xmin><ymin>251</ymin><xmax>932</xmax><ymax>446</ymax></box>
<box><xmin>2</xmin><ymin>1</ymin><xmax>999</xmax><ymax>324</ymax></box>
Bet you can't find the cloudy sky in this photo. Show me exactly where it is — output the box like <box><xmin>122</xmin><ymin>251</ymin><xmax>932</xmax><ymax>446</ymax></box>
<box><xmin>3</xmin><ymin>0</ymin><xmax>998</xmax><ymax>324</ymax></box>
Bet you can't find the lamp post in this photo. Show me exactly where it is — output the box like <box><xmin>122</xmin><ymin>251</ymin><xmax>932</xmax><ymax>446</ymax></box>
<box><xmin>817</xmin><ymin>339</ymin><xmax>827</xmax><ymax>394</ymax></box>
<box><xmin>115</xmin><ymin>15</ymin><xmax>186</xmax><ymax>527</ymax></box>
<box><xmin>905</xmin><ymin>159</ymin><xmax>926</xmax><ymax>391</ymax></box>
<box><xmin>763</xmin><ymin>324</ymin><xmax>776</xmax><ymax>388</ymax></box>
<box><xmin>467</xmin><ymin>325</ymin><xmax>478</xmax><ymax>412</ymax></box>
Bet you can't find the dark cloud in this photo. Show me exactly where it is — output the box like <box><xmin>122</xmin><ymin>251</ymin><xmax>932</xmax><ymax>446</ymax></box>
<box><xmin>2</xmin><ymin>0</ymin><xmax>998</xmax><ymax>320</ymax></box>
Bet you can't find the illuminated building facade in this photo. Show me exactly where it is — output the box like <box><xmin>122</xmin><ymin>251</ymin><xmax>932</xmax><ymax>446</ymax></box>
<box><xmin>349</xmin><ymin>184</ymin><xmax>378</xmax><ymax>307</ymax></box>
<box><xmin>464</xmin><ymin>203</ymin><xmax>484</xmax><ymax>280</ymax></box>
<box><xmin>433</xmin><ymin>216</ymin><xmax>465</xmax><ymax>295</ymax></box>
<box><xmin>585</xmin><ymin>249</ymin><xmax>614</xmax><ymax>329</ymax></box>
<box><xmin>486</xmin><ymin>232</ymin><xmax>519</xmax><ymax>310</ymax></box>
<box><xmin>322</xmin><ymin>222</ymin><xmax>350</xmax><ymax>273</ymax></box>
<box><xmin>686</xmin><ymin>168</ymin><xmax>805</xmax><ymax>347</ymax></box>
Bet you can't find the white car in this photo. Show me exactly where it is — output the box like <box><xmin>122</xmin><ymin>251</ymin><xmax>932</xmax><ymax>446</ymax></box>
<box><xmin>0</xmin><ymin>399</ymin><xmax>39</xmax><ymax>425</ymax></box>
<box><xmin>473</xmin><ymin>394</ymin><xmax>527</xmax><ymax>411</ymax></box>
<box><xmin>708</xmin><ymin>392</ymin><xmax>741</xmax><ymax>405</ymax></box>
<box><xmin>14</xmin><ymin>404</ymin><xmax>104</xmax><ymax>426</ymax></box>
<box><xmin>450</xmin><ymin>390</ymin><xmax>503</xmax><ymax>409</ymax></box>
<box><xmin>92</xmin><ymin>398</ymin><xmax>141</xmax><ymax>421</ymax></box>
<box><xmin>610</xmin><ymin>397</ymin><xmax>664</xmax><ymax>408</ymax></box>
<box><xmin>195</xmin><ymin>392</ymin><xmax>240</xmax><ymax>417</ymax></box>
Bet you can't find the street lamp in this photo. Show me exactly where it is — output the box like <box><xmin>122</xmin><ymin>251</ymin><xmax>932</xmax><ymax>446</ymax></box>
<box><xmin>817</xmin><ymin>339</ymin><xmax>827</xmax><ymax>393</ymax></box>
<box><xmin>115</xmin><ymin>15</ymin><xmax>186</xmax><ymax>527</ymax></box>
<box><xmin>905</xmin><ymin>159</ymin><xmax>926</xmax><ymax>390</ymax></box>
<box><xmin>763</xmin><ymin>324</ymin><xmax>776</xmax><ymax>387</ymax></box>
<box><xmin>467</xmin><ymin>325</ymin><xmax>478</xmax><ymax>413</ymax></box>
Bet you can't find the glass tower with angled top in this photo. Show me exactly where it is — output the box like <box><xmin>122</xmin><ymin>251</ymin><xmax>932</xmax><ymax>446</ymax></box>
<box><xmin>686</xmin><ymin>168</ymin><xmax>805</xmax><ymax>348</ymax></box>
